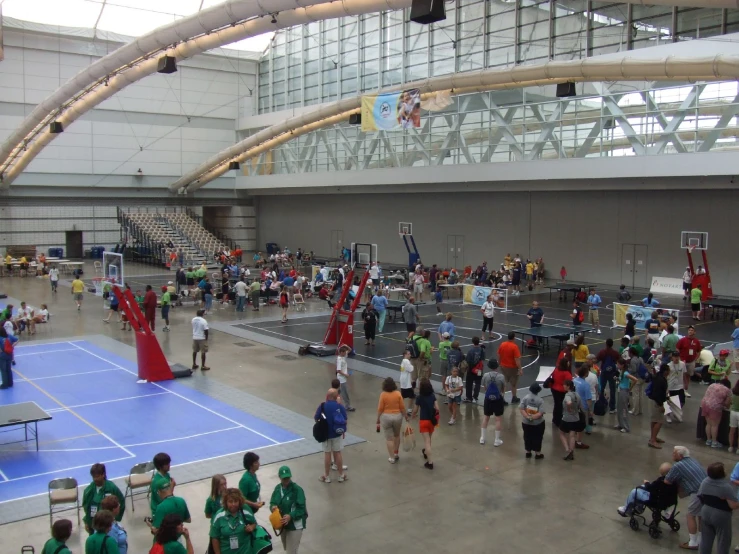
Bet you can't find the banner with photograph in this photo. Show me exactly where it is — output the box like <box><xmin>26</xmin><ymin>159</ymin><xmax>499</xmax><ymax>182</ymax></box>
<box><xmin>462</xmin><ymin>285</ymin><xmax>507</xmax><ymax>309</ymax></box>
<box><xmin>361</xmin><ymin>88</ymin><xmax>421</xmax><ymax>132</ymax></box>
<box><xmin>613</xmin><ymin>303</ymin><xmax>680</xmax><ymax>331</ymax></box>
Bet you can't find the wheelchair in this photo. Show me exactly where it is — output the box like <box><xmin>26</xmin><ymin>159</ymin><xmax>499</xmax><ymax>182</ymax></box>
<box><xmin>624</xmin><ymin>483</ymin><xmax>680</xmax><ymax>539</ymax></box>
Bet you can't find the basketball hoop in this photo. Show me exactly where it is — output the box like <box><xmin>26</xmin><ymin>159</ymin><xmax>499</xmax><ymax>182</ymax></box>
<box><xmin>92</xmin><ymin>277</ymin><xmax>114</xmax><ymax>297</ymax></box>
<box><xmin>687</xmin><ymin>245</ymin><xmax>696</xmax><ymax>255</ymax></box>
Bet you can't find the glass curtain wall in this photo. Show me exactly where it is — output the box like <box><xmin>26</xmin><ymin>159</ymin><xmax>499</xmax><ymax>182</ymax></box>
<box><xmin>257</xmin><ymin>0</ymin><xmax>737</xmax><ymax>114</ymax></box>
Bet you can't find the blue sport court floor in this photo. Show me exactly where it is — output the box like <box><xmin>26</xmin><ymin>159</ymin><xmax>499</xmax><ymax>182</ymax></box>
<box><xmin>0</xmin><ymin>339</ymin><xmax>302</xmax><ymax>505</ymax></box>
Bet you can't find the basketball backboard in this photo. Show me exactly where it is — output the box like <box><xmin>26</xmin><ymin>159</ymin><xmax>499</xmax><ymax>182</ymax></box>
<box><xmin>350</xmin><ymin>243</ymin><xmax>378</xmax><ymax>268</ymax></box>
<box><xmin>680</xmin><ymin>231</ymin><xmax>708</xmax><ymax>251</ymax></box>
<box><xmin>399</xmin><ymin>222</ymin><xmax>413</xmax><ymax>236</ymax></box>
<box><xmin>102</xmin><ymin>251</ymin><xmax>125</xmax><ymax>286</ymax></box>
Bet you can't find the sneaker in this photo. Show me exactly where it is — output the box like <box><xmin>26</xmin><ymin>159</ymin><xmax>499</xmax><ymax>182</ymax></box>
<box><xmin>712</xmin><ymin>441</ymin><xmax>724</xmax><ymax>449</ymax></box>
<box><xmin>620</xmin><ymin>428</ymin><xmax>628</xmax><ymax>433</ymax></box>
<box><xmin>493</xmin><ymin>439</ymin><xmax>503</xmax><ymax>447</ymax></box>
<box><xmin>337</xmin><ymin>474</ymin><xmax>348</xmax><ymax>483</ymax></box>
<box><xmin>318</xmin><ymin>476</ymin><xmax>331</xmax><ymax>483</ymax></box>
<box><xmin>609</xmin><ymin>409</ymin><xmax>617</xmax><ymax>414</ymax></box>
<box><xmin>706</xmin><ymin>440</ymin><xmax>713</xmax><ymax>446</ymax></box>
<box><xmin>331</xmin><ymin>463</ymin><xmax>348</xmax><ymax>471</ymax></box>
<box><xmin>424</xmin><ymin>462</ymin><xmax>434</xmax><ymax>470</ymax></box>
<box><xmin>685</xmin><ymin>391</ymin><xmax>692</xmax><ymax>398</ymax></box>
<box><xmin>535</xmin><ymin>453</ymin><xmax>544</xmax><ymax>460</ymax></box>
<box><xmin>407</xmin><ymin>410</ymin><xmax>413</xmax><ymax>416</ymax></box>
<box><xmin>575</xmin><ymin>442</ymin><xmax>590</xmax><ymax>449</ymax></box>
<box><xmin>665</xmin><ymin>414</ymin><xmax>672</xmax><ymax>424</ymax></box>
<box><xmin>617</xmin><ymin>506</ymin><xmax>627</xmax><ymax>517</ymax></box>
<box><xmin>448</xmin><ymin>418</ymin><xmax>455</xmax><ymax>425</ymax></box>
<box><xmin>525</xmin><ymin>452</ymin><xmax>532</xmax><ymax>458</ymax></box>
<box><xmin>443</xmin><ymin>400</ymin><xmax>449</xmax><ymax>405</ymax></box>
<box><xmin>596</xmin><ymin>329</ymin><xmax>602</xmax><ymax>334</ymax></box>
<box><xmin>388</xmin><ymin>457</ymin><xmax>396</xmax><ymax>464</ymax></box>
<box><xmin>511</xmin><ymin>397</ymin><xmax>521</xmax><ymax>404</ymax></box>
<box><xmin>480</xmin><ymin>437</ymin><xmax>486</xmax><ymax>445</ymax></box>
<box><xmin>564</xmin><ymin>451</ymin><xmax>574</xmax><ymax>461</ymax></box>
<box><xmin>733</xmin><ymin>370</ymin><xmax>739</xmax><ymax>374</ymax></box>
<box><xmin>347</xmin><ymin>407</ymin><xmax>356</xmax><ymax>412</ymax></box>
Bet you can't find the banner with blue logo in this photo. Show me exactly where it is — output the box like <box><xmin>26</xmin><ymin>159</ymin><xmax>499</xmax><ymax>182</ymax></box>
<box><xmin>361</xmin><ymin>88</ymin><xmax>421</xmax><ymax>132</ymax></box>
<box><xmin>614</xmin><ymin>303</ymin><xmax>680</xmax><ymax>331</ymax></box>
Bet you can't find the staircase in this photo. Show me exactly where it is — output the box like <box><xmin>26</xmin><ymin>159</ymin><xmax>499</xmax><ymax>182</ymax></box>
<box><xmin>151</xmin><ymin>215</ymin><xmax>210</xmax><ymax>269</ymax></box>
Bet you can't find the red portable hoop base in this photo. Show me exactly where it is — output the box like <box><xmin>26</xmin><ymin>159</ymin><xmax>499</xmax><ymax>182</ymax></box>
<box><xmin>686</xmin><ymin>247</ymin><xmax>713</xmax><ymax>301</ymax></box>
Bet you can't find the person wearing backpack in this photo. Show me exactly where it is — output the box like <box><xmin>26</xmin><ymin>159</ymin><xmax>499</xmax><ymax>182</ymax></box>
<box><xmin>480</xmin><ymin>360</ymin><xmax>506</xmax><ymax>446</ymax></box>
<box><xmin>151</xmin><ymin>513</ymin><xmax>193</xmax><ymax>554</ymax></box>
<box><xmin>0</xmin><ymin>326</ymin><xmax>18</xmax><ymax>389</ymax></box>
<box><xmin>84</xmin><ymin>510</ymin><xmax>119</xmax><ymax>554</ymax></box>
<box><xmin>648</xmin><ymin>364</ymin><xmax>670</xmax><ymax>449</ymax></box>
<box><xmin>519</xmin><ymin>383</ymin><xmax>546</xmax><ymax>459</ymax></box>
<box><xmin>316</xmin><ymin>389</ymin><xmax>348</xmax><ymax>483</ymax></box>
<box><xmin>463</xmin><ymin>337</ymin><xmax>486</xmax><ymax>403</ymax></box>
<box><xmin>43</xmin><ymin>519</ymin><xmax>73</xmax><ymax>554</ymax></box>
<box><xmin>270</xmin><ymin>466</ymin><xmax>307</xmax><ymax>554</ymax></box>
<box><xmin>571</xmin><ymin>300</ymin><xmax>584</xmax><ymax>328</ymax></box>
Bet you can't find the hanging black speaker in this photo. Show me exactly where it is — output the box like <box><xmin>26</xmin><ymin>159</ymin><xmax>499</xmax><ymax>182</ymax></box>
<box><xmin>410</xmin><ymin>0</ymin><xmax>446</xmax><ymax>24</ymax></box>
<box><xmin>157</xmin><ymin>55</ymin><xmax>177</xmax><ymax>74</ymax></box>
<box><xmin>556</xmin><ymin>82</ymin><xmax>577</xmax><ymax>98</ymax></box>
<box><xmin>349</xmin><ymin>113</ymin><xmax>362</xmax><ymax>125</ymax></box>
<box><xmin>49</xmin><ymin>121</ymin><xmax>64</xmax><ymax>134</ymax></box>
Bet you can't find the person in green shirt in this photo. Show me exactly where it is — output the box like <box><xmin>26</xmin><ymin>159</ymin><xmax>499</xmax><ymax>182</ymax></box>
<box><xmin>239</xmin><ymin>452</ymin><xmax>265</xmax><ymax>513</ymax></box>
<box><xmin>210</xmin><ymin>488</ymin><xmax>261</xmax><ymax>554</ymax></box>
<box><xmin>195</xmin><ymin>267</ymin><xmax>207</xmax><ymax>280</ymax></box>
<box><xmin>43</xmin><ymin>519</ymin><xmax>73</xmax><ymax>554</ymax></box>
<box><xmin>153</xmin><ymin>513</ymin><xmax>194</xmax><ymax>554</ymax></box>
<box><xmin>437</xmin><ymin>333</ymin><xmax>452</xmax><ymax>384</ymax></box>
<box><xmin>160</xmin><ymin>286</ymin><xmax>171</xmax><ymax>332</ymax></box>
<box><xmin>690</xmin><ymin>284</ymin><xmax>703</xmax><ymax>320</ymax></box>
<box><xmin>150</xmin><ymin>452</ymin><xmax>175</xmax><ymax>514</ymax></box>
<box><xmin>248</xmin><ymin>280</ymin><xmax>261</xmax><ymax>311</ymax></box>
<box><xmin>84</xmin><ymin>510</ymin><xmax>119</xmax><ymax>554</ymax></box>
<box><xmin>204</xmin><ymin>474</ymin><xmax>226</xmax><ymax>519</ymax></box>
<box><xmin>150</xmin><ymin>483</ymin><xmax>191</xmax><ymax>533</ymax></box>
<box><xmin>411</xmin><ymin>329</ymin><xmax>433</xmax><ymax>383</ymax></box>
<box><xmin>269</xmin><ymin>466</ymin><xmax>307</xmax><ymax>554</ymax></box>
<box><xmin>82</xmin><ymin>463</ymin><xmax>125</xmax><ymax>534</ymax></box>
<box><xmin>708</xmin><ymin>350</ymin><xmax>732</xmax><ymax>382</ymax></box>
<box><xmin>630</xmin><ymin>336</ymin><xmax>644</xmax><ymax>358</ymax></box>
<box><xmin>661</xmin><ymin>325</ymin><xmax>679</xmax><ymax>357</ymax></box>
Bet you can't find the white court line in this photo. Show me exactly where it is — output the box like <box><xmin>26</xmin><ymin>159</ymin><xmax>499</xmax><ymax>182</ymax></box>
<box><xmin>13</xmin><ymin>348</ymin><xmax>79</xmax><ymax>357</ymax></box>
<box><xmin>68</xmin><ymin>341</ymin><xmax>281</xmax><ymax>446</ymax></box>
<box><xmin>0</xmin><ymin>468</ymin><xmax>8</xmax><ymax>482</ymax></box>
<box><xmin>123</xmin><ymin>426</ymin><xmax>241</xmax><ymax>448</ymax></box>
<box><xmin>15</xmin><ymin>368</ymin><xmax>118</xmax><ymax>382</ymax></box>
<box><xmin>0</xmin><ymin>455</ymin><xmax>134</xmax><ymax>486</ymax></box>
<box><xmin>46</xmin><ymin>392</ymin><xmax>170</xmax><ymax>413</ymax></box>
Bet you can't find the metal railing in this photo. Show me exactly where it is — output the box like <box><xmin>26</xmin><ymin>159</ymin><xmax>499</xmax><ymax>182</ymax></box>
<box><xmin>243</xmin><ymin>82</ymin><xmax>739</xmax><ymax>177</ymax></box>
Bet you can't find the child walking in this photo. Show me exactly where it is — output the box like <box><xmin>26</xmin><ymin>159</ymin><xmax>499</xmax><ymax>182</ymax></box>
<box><xmin>435</xmin><ymin>287</ymin><xmax>443</xmax><ymax>314</ymax></box>
<box><xmin>400</xmin><ymin>350</ymin><xmax>415</xmax><ymax>415</ymax></box>
<box><xmin>336</xmin><ymin>345</ymin><xmax>355</xmax><ymax>412</ymax></box>
<box><xmin>444</xmin><ymin>367</ymin><xmax>464</xmax><ymax>425</ymax></box>
<box><xmin>279</xmin><ymin>285</ymin><xmax>289</xmax><ymax>323</ymax></box>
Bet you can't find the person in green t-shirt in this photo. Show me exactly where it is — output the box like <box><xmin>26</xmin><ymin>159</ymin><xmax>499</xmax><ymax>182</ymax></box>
<box><xmin>150</xmin><ymin>452</ymin><xmax>175</xmax><ymax>514</ymax></box>
<box><xmin>270</xmin><ymin>466</ymin><xmax>307</xmax><ymax>553</ymax></box>
<box><xmin>437</xmin><ymin>333</ymin><xmax>452</xmax><ymax>384</ymax></box>
<box><xmin>150</xmin><ymin>483</ymin><xmax>191</xmax><ymax>532</ymax></box>
<box><xmin>42</xmin><ymin>519</ymin><xmax>73</xmax><ymax>554</ymax></box>
<box><xmin>204</xmin><ymin>474</ymin><xmax>226</xmax><ymax>519</ymax></box>
<box><xmin>661</xmin><ymin>325</ymin><xmax>679</xmax><ymax>357</ymax></box>
<box><xmin>84</xmin><ymin>511</ymin><xmax>119</xmax><ymax>554</ymax></box>
<box><xmin>161</xmin><ymin>286</ymin><xmax>171</xmax><ymax>332</ymax></box>
<box><xmin>239</xmin><ymin>452</ymin><xmax>265</xmax><ymax>513</ymax></box>
<box><xmin>152</xmin><ymin>513</ymin><xmax>193</xmax><ymax>554</ymax></box>
<box><xmin>210</xmin><ymin>488</ymin><xmax>258</xmax><ymax>554</ymax></box>
<box><xmin>81</xmin><ymin>463</ymin><xmax>125</xmax><ymax>534</ymax></box>
<box><xmin>249</xmin><ymin>280</ymin><xmax>262</xmax><ymax>311</ymax></box>
<box><xmin>708</xmin><ymin>350</ymin><xmax>732</xmax><ymax>382</ymax></box>
<box><xmin>690</xmin><ymin>284</ymin><xmax>703</xmax><ymax>320</ymax></box>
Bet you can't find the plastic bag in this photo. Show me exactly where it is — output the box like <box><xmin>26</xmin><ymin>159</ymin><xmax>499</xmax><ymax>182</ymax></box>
<box><xmin>402</xmin><ymin>423</ymin><xmax>416</xmax><ymax>452</ymax></box>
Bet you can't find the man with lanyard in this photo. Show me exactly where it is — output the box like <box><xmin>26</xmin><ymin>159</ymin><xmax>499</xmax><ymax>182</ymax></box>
<box><xmin>587</xmin><ymin>288</ymin><xmax>602</xmax><ymax>334</ymax></box>
<box><xmin>676</xmin><ymin>326</ymin><xmax>702</xmax><ymax>398</ymax></box>
<box><xmin>644</xmin><ymin>311</ymin><xmax>662</xmax><ymax>349</ymax></box>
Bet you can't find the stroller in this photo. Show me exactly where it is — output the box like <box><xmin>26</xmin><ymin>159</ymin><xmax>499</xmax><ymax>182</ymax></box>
<box><xmin>623</xmin><ymin>480</ymin><xmax>680</xmax><ymax>539</ymax></box>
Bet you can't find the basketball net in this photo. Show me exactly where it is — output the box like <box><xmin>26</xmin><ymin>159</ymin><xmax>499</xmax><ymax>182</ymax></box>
<box><xmin>687</xmin><ymin>245</ymin><xmax>696</xmax><ymax>255</ymax></box>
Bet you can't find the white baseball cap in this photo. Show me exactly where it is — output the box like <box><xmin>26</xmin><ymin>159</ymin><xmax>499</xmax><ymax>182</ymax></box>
<box><xmin>442</xmin><ymin>332</ymin><xmax>450</xmax><ymax>338</ymax></box>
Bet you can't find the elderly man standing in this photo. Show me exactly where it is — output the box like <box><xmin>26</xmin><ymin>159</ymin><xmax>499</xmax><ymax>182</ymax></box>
<box><xmin>663</xmin><ymin>446</ymin><xmax>707</xmax><ymax>550</ymax></box>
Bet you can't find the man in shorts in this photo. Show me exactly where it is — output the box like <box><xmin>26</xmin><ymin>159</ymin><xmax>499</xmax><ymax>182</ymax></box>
<box><xmin>676</xmin><ymin>326</ymin><xmax>702</xmax><ymax>397</ymax></box>
<box><xmin>497</xmin><ymin>331</ymin><xmax>522</xmax><ymax>404</ymax></box>
<box><xmin>71</xmin><ymin>276</ymin><xmax>85</xmax><ymax>310</ymax></box>
<box><xmin>191</xmin><ymin>309</ymin><xmax>210</xmax><ymax>371</ymax></box>
<box><xmin>412</xmin><ymin>269</ymin><xmax>425</xmax><ymax>302</ymax></box>
<box><xmin>480</xmin><ymin>360</ymin><xmax>505</xmax><ymax>446</ymax></box>
<box><xmin>663</xmin><ymin>446</ymin><xmax>706</xmax><ymax>550</ymax></box>
<box><xmin>690</xmin><ymin>284</ymin><xmax>703</xmax><ymax>321</ymax></box>
<box><xmin>316</xmin><ymin>389</ymin><xmax>348</xmax><ymax>483</ymax></box>
<box><xmin>403</xmin><ymin>297</ymin><xmax>419</xmax><ymax>339</ymax></box>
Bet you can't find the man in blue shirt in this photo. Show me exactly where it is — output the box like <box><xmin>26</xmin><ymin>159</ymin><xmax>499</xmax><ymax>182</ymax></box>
<box><xmin>315</xmin><ymin>388</ymin><xmax>348</xmax><ymax>482</ymax></box>
<box><xmin>574</xmin><ymin>366</ymin><xmax>592</xmax><ymax>448</ymax></box>
<box><xmin>642</xmin><ymin>293</ymin><xmax>661</xmax><ymax>308</ymax></box>
<box><xmin>664</xmin><ymin>446</ymin><xmax>706</xmax><ymax>550</ymax></box>
<box><xmin>732</xmin><ymin>319</ymin><xmax>739</xmax><ymax>374</ymax></box>
<box><xmin>587</xmin><ymin>288</ymin><xmax>602</xmax><ymax>334</ymax></box>
<box><xmin>526</xmin><ymin>301</ymin><xmax>544</xmax><ymax>328</ymax></box>
<box><xmin>371</xmin><ymin>293</ymin><xmax>388</xmax><ymax>333</ymax></box>
<box><xmin>438</xmin><ymin>313</ymin><xmax>455</xmax><ymax>342</ymax></box>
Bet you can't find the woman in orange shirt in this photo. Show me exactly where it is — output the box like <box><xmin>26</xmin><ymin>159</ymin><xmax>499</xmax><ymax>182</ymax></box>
<box><xmin>376</xmin><ymin>377</ymin><xmax>409</xmax><ymax>464</ymax></box>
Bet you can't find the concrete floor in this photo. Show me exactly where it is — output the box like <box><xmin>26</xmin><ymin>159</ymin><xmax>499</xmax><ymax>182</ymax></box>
<box><xmin>2</xmin><ymin>262</ymin><xmax>739</xmax><ymax>554</ymax></box>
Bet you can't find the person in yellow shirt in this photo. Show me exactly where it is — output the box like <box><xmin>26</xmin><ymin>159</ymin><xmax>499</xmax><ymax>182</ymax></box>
<box><xmin>573</xmin><ymin>334</ymin><xmax>590</xmax><ymax>369</ymax></box>
<box><xmin>4</xmin><ymin>254</ymin><xmax>12</xmax><ymax>272</ymax></box>
<box><xmin>71</xmin><ymin>277</ymin><xmax>86</xmax><ymax>310</ymax></box>
<box><xmin>19</xmin><ymin>256</ymin><xmax>28</xmax><ymax>270</ymax></box>
<box><xmin>525</xmin><ymin>260</ymin><xmax>534</xmax><ymax>287</ymax></box>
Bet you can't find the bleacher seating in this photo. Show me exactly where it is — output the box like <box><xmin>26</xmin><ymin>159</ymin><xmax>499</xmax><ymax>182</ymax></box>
<box><xmin>161</xmin><ymin>213</ymin><xmax>229</xmax><ymax>262</ymax></box>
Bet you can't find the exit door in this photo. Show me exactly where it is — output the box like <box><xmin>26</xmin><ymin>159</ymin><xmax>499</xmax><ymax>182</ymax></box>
<box><xmin>66</xmin><ymin>230</ymin><xmax>83</xmax><ymax>259</ymax></box>
<box><xmin>447</xmin><ymin>235</ymin><xmax>464</xmax><ymax>268</ymax></box>
<box><xmin>621</xmin><ymin>243</ymin><xmax>648</xmax><ymax>289</ymax></box>
<box><xmin>330</xmin><ymin>230</ymin><xmax>344</xmax><ymax>259</ymax></box>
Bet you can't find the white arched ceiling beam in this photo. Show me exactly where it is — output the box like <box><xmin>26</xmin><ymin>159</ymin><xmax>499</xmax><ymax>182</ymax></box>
<box><xmin>174</xmin><ymin>54</ymin><xmax>739</xmax><ymax>193</ymax></box>
<box><xmin>0</xmin><ymin>0</ymin><xmax>412</xmax><ymax>187</ymax></box>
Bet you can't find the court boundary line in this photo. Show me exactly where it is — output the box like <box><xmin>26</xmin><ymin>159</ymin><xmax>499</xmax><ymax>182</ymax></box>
<box><xmin>67</xmin><ymin>341</ymin><xmax>282</xmax><ymax>445</ymax></box>
<box><xmin>15</xmin><ymin>368</ymin><xmax>119</xmax><ymax>382</ymax></box>
<box><xmin>45</xmin><ymin>392</ymin><xmax>170</xmax><ymax>413</ymax></box>
<box><xmin>13</xmin><ymin>348</ymin><xmax>80</xmax><ymax>357</ymax></box>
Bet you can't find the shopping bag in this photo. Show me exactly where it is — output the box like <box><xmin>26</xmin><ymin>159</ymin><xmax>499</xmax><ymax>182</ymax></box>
<box><xmin>665</xmin><ymin>395</ymin><xmax>683</xmax><ymax>422</ymax></box>
<box><xmin>269</xmin><ymin>508</ymin><xmax>283</xmax><ymax>534</ymax></box>
<box><xmin>402</xmin><ymin>422</ymin><xmax>416</xmax><ymax>452</ymax></box>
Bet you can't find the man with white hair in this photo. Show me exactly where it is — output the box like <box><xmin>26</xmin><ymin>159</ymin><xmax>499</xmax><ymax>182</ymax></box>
<box><xmin>663</xmin><ymin>445</ymin><xmax>707</xmax><ymax>550</ymax></box>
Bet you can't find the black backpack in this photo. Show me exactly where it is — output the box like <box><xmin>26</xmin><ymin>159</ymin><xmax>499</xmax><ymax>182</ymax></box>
<box><xmin>406</xmin><ymin>336</ymin><xmax>422</xmax><ymax>358</ymax></box>
<box><xmin>312</xmin><ymin>403</ymin><xmax>329</xmax><ymax>443</ymax></box>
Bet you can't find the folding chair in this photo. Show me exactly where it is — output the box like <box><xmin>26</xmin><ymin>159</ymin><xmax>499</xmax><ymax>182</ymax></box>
<box><xmin>124</xmin><ymin>461</ymin><xmax>154</xmax><ymax>512</ymax></box>
<box><xmin>293</xmin><ymin>293</ymin><xmax>306</xmax><ymax>312</ymax></box>
<box><xmin>48</xmin><ymin>478</ymin><xmax>80</xmax><ymax>528</ymax></box>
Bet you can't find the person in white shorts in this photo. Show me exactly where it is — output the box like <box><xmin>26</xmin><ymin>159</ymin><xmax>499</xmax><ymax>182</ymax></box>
<box><xmin>412</xmin><ymin>270</ymin><xmax>425</xmax><ymax>302</ymax></box>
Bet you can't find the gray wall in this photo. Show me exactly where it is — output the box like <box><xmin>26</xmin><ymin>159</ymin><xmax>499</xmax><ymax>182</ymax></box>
<box><xmin>257</xmin><ymin>189</ymin><xmax>739</xmax><ymax>296</ymax></box>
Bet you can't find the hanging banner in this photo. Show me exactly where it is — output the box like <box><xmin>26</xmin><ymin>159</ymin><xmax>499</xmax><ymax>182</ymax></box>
<box><xmin>361</xmin><ymin>88</ymin><xmax>421</xmax><ymax>132</ymax></box>
<box><xmin>462</xmin><ymin>285</ymin><xmax>507</xmax><ymax>309</ymax></box>
<box><xmin>613</xmin><ymin>302</ymin><xmax>680</xmax><ymax>331</ymax></box>
<box><xmin>650</xmin><ymin>276</ymin><xmax>684</xmax><ymax>296</ymax></box>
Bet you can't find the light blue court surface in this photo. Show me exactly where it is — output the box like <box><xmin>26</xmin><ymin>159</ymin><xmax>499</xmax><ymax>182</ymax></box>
<box><xmin>0</xmin><ymin>340</ymin><xmax>302</xmax><ymax>503</ymax></box>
